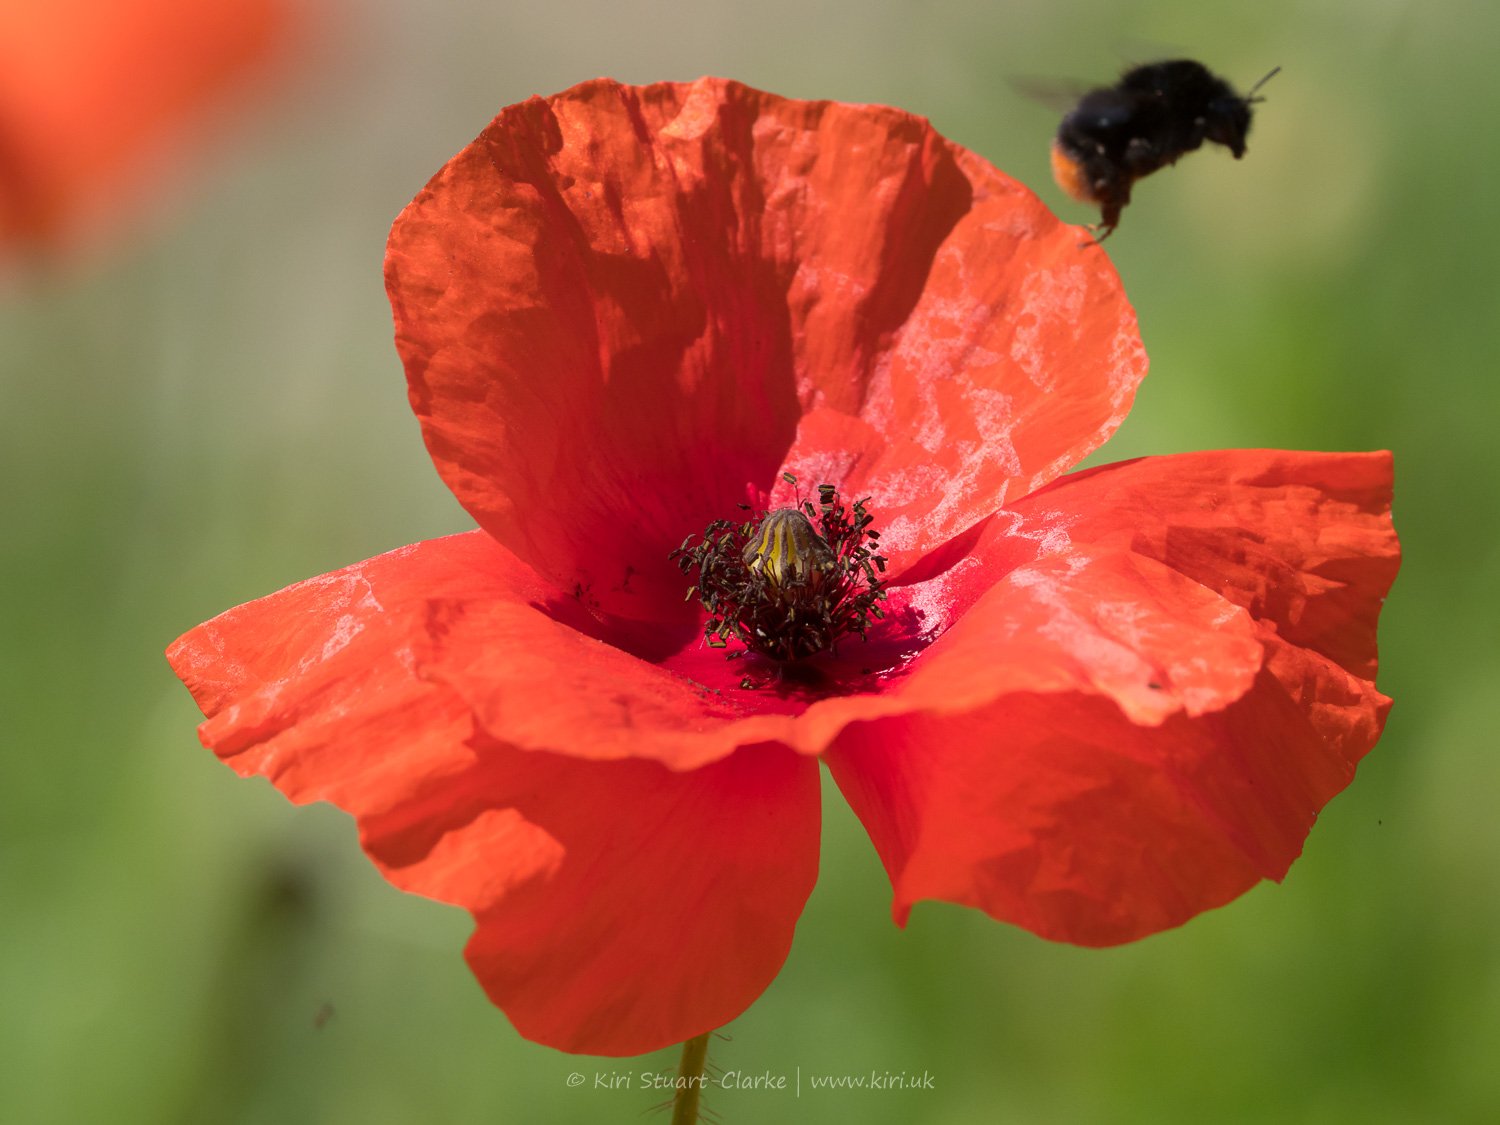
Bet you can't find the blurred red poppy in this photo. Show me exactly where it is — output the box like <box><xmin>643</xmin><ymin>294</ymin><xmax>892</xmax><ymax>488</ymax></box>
<box><xmin>0</xmin><ymin>0</ymin><xmax>288</xmax><ymax>253</ymax></box>
<box><xmin>168</xmin><ymin>77</ymin><xmax>1400</xmax><ymax>1057</ymax></box>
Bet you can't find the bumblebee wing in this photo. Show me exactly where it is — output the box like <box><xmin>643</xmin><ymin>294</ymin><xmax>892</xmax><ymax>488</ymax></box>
<box><xmin>1009</xmin><ymin>74</ymin><xmax>1094</xmax><ymax>113</ymax></box>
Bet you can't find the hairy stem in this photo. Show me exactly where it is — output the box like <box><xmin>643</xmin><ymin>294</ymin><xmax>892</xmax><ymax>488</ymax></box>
<box><xmin>669</xmin><ymin>1032</ymin><xmax>711</xmax><ymax>1125</ymax></box>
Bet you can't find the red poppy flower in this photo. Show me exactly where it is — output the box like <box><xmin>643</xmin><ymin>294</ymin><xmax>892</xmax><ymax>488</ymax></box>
<box><xmin>167</xmin><ymin>77</ymin><xmax>1400</xmax><ymax>1057</ymax></box>
<box><xmin>0</xmin><ymin>0</ymin><xmax>288</xmax><ymax>252</ymax></box>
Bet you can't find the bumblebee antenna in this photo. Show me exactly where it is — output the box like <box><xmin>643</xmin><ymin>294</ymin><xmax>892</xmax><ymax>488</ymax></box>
<box><xmin>1244</xmin><ymin>65</ymin><xmax>1282</xmax><ymax>104</ymax></box>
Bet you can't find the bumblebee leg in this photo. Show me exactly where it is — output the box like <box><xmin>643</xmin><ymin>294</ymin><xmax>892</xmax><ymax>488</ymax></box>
<box><xmin>1083</xmin><ymin>198</ymin><xmax>1123</xmax><ymax>245</ymax></box>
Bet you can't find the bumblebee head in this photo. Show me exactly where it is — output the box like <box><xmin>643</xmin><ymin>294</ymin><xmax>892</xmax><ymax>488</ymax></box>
<box><xmin>1210</xmin><ymin>65</ymin><xmax>1280</xmax><ymax>159</ymax></box>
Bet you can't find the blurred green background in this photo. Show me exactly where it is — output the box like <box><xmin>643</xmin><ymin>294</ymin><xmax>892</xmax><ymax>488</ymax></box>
<box><xmin>4</xmin><ymin>0</ymin><xmax>1495</xmax><ymax>1122</ymax></box>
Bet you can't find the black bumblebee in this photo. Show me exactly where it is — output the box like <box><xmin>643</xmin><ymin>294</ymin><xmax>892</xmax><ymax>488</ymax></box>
<box><xmin>1050</xmin><ymin>59</ymin><xmax>1280</xmax><ymax>242</ymax></box>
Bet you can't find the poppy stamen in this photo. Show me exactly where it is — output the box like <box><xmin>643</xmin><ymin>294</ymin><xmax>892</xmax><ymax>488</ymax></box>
<box><xmin>671</xmin><ymin>478</ymin><xmax>888</xmax><ymax>663</ymax></box>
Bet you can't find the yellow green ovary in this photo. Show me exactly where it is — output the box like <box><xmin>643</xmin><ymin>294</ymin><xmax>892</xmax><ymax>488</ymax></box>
<box><xmin>742</xmin><ymin>508</ymin><xmax>836</xmax><ymax>604</ymax></box>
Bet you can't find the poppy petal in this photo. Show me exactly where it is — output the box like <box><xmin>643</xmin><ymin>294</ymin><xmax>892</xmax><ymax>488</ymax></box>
<box><xmin>1007</xmin><ymin>449</ymin><xmax>1401</xmax><ymax>679</ymax></box>
<box><xmin>167</xmin><ymin>531</ymin><xmax>821</xmax><ymax>1056</ymax></box>
<box><xmin>170</xmin><ymin>530</ymin><xmax>759</xmax><ymax>775</ymax></box>
<box><xmin>167</xmin><ymin>533</ymin><xmax>504</xmax><ymax>812</ymax></box>
<box><xmin>826</xmin><ymin>448</ymin><xmax>1397</xmax><ymax>944</ymax></box>
<box><xmin>889</xmin><ymin>547</ymin><xmax>1264</xmax><ymax>725</ymax></box>
<box><xmin>414</xmin><ymin>593</ymin><xmax>788</xmax><ymax>770</ymax></box>
<box><xmin>380</xmin><ymin>739</ymin><xmax>819</xmax><ymax>1056</ymax></box>
<box><xmin>385</xmin><ymin>76</ymin><xmax>1146</xmax><ymax>619</ymax></box>
<box><xmin>1</xmin><ymin>0</ymin><xmax>287</xmax><ymax>246</ymax></box>
<box><xmin>411</xmin><ymin>549</ymin><xmax>1252</xmax><ymax>773</ymax></box>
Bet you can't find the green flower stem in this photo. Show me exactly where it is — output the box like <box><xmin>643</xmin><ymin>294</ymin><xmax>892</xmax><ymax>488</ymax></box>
<box><xmin>669</xmin><ymin>1032</ymin><xmax>711</xmax><ymax>1125</ymax></box>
